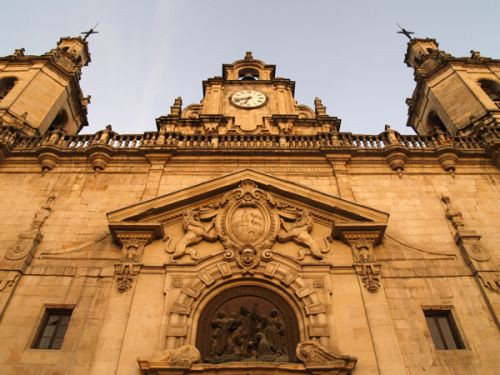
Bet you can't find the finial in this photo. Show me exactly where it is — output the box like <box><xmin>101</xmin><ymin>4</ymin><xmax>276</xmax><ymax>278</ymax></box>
<box><xmin>170</xmin><ymin>97</ymin><xmax>183</xmax><ymax>117</ymax></box>
<box><xmin>81</xmin><ymin>23</ymin><xmax>99</xmax><ymax>41</ymax></box>
<box><xmin>244</xmin><ymin>51</ymin><xmax>253</xmax><ymax>60</ymax></box>
<box><xmin>396</xmin><ymin>23</ymin><xmax>414</xmax><ymax>40</ymax></box>
<box><xmin>314</xmin><ymin>97</ymin><xmax>326</xmax><ymax>116</ymax></box>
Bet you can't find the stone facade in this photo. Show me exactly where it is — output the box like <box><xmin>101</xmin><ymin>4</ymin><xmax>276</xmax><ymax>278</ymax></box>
<box><xmin>0</xmin><ymin>37</ymin><xmax>498</xmax><ymax>375</ymax></box>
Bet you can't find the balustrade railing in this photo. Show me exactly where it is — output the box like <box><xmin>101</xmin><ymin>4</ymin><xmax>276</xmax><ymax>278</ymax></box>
<box><xmin>0</xmin><ymin>125</ymin><xmax>489</xmax><ymax>153</ymax></box>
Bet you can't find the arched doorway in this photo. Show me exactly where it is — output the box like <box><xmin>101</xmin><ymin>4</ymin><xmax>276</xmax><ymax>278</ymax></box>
<box><xmin>196</xmin><ymin>285</ymin><xmax>300</xmax><ymax>363</ymax></box>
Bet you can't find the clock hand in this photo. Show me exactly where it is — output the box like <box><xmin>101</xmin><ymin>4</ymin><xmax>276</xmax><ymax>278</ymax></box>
<box><xmin>234</xmin><ymin>96</ymin><xmax>252</xmax><ymax>102</ymax></box>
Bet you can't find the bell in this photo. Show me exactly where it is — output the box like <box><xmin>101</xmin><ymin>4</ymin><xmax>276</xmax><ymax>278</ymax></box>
<box><xmin>241</xmin><ymin>73</ymin><xmax>256</xmax><ymax>81</ymax></box>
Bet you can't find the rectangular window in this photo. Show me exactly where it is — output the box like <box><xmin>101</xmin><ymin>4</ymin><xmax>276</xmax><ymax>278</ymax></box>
<box><xmin>424</xmin><ymin>309</ymin><xmax>465</xmax><ymax>350</ymax></box>
<box><xmin>32</xmin><ymin>308</ymin><xmax>72</xmax><ymax>349</ymax></box>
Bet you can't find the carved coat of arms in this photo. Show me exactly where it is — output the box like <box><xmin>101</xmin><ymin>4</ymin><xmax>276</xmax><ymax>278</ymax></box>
<box><xmin>166</xmin><ymin>180</ymin><xmax>331</xmax><ymax>271</ymax></box>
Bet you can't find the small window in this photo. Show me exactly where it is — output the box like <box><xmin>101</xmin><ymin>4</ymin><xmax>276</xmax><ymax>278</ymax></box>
<box><xmin>424</xmin><ymin>309</ymin><xmax>465</xmax><ymax>350</ymax></box>
<box><xmin>32</xmin><ymin>308</ymin><xmax>72</xmax><ymax>349</ymax></box>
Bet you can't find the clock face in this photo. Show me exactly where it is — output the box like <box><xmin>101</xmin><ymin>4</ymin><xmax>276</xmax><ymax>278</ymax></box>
<box><xmin>230</xmin><ymin>90</ymin><xmax>267</xmax><ymax>109</ymax></box>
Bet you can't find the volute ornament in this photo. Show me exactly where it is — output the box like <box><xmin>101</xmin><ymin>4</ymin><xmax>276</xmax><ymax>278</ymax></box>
<box><xmin>139</xmin><ymin>344</ymin><xmax>200</xmax><ymax>367</ymax></box>
<box><xmin>296</xmin><ymin>340</ymin><xmax>357</xmax><ymax>369</ymax></box>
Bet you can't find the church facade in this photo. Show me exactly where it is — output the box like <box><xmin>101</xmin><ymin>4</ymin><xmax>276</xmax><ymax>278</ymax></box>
<box><xmin>0</xmin><ymin>36</ymin><xmax>498</xmax><ymax>375</ymax></box>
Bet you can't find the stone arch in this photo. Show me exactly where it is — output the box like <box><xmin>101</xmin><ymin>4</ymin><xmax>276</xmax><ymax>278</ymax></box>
<box><xmin>426</xmin><ymin>110</ymin><xmax>448</xmax><ymax>134</ymax></box>
<box><xmin>0</xmin><ymin>76</ymin><xmax>18</xmax><ymax>100</ymax></box>
<box><xmin>238</xmin><ymin>67</ymin><xmax>260</xmax><ymax>80</ymax></box>
<box><xmin>48</xmin><ymin>109</ymin><xmax>69</xmax><ymax>132</ymax></box>
<box><xmin>478</xmin><ymin>78</ymin><xmax>500</xmax><ymax>104</ymax></box>
<box><xmin>165</xmin><ymin>258</ymin><xmax>329</xmax><ymax>352</ymax></box>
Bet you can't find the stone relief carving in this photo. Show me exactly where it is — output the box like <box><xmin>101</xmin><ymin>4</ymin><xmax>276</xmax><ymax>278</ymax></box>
<box><xmin>165</xmin><ymin>209</ymin><xmax>217</xmax><ymax>260</ymax></box>
<box><xmin>343</xmin><ymin>233</ymin><xmax>381</xmax><ymax>293</ymax></box>
<box><xmin>5</xmin><ymin>195</ymin><xmax>56</xmax><ymax>264</ymax></box>
<box><xmin>163</xmin><ymin>180</ymin><xmax>332</xmax><ymax>269</ymax></box>
<box><xmin>140</xmin><ymin>344</ymin><xmax>200</xmax><ymax>367</ymax></box>
<box><xmin>205</xmin><ymin>306</ymin><xmax>288</xmax><ymax>363</ymax></box>
<box><xmin>296</xmin><ymin>340</ymin><xmax>357</xmax><ymax>369</ymax></box>
<box><xmin>441</xmin><ymin>196</ymin><xmax>498</xmax><ymax>292</ymax></box>
<box><xmin>277</xmin><ymin>209</ymin><xmax>330</xmax><ymax>260</ymax></box>
<box><xmin>114</xmin><ymin>232</ymin><xmax>154</xmax><ymax>292</ymax></box>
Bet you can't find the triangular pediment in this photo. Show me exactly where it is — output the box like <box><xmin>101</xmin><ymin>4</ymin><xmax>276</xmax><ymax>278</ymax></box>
<box><xmin>107</xmin><ymin>169</ymin><xmax>389</xmax><ymax>250</ymax></box>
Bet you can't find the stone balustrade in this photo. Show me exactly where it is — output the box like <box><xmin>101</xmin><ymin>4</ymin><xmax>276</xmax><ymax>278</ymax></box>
<box><xmin>0</xmin><ymin>124</ymin><xmax>489</xmax><ymax>153</ymax></box>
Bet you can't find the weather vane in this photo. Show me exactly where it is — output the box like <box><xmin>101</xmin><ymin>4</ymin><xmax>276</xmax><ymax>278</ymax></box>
<box><xmin>396</xmin><ymin>23</ymin><xmax>414</xmax><ymax>40</ymax></box>
<box><xmin>81</xmin><ymin>23</ymin><xmax>99</xmax><ymax>41</ymax></box>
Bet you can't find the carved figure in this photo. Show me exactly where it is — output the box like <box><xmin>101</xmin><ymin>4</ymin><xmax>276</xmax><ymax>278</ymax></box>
<box><xmin>255</xmin><ymin>326</ymin><xmax>272</xmax><ymax>357</ymax></box>
<box><xmin>384</xmin><ymin>124</ymin><xmax>399</xmax><ymax>144</ymax></box>
<box><xmin>267</xmin><ymin>310</ymin><xmax>285</xmax><ymax>354</ymax></box>
<box><xmin>296</xmin><ymin>340</ymin><xmax>357</xmax><ymax>368</ymax></box>
<box><xmin>278</xmin><ymin>210</ymin><xmax>330</xmax><ymax>260</ymax></box>
<box><xmin>205</xmin><ymin>303</ymin><xmax>289</xmax><ymax>363</ymax></box>
<box><xmin>6</xmin><ymin>195</ymin><xmax>55</xmax><ymax>261</ymax></box>
<box><xmin>147</xmin><ymin>345</ymin><xmax>201</xmax><ymax>367</ymax></box>
<box><xmin>166</xmin><ymin>209</ymin><xmax>217</xmax><ymax>260</ymax></box>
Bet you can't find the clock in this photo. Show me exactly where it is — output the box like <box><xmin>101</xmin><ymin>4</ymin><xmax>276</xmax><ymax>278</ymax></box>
<box><xmin>230</xmin><ymin>90</ymin><xmax>267</xmax><ymax>109</ymax></box>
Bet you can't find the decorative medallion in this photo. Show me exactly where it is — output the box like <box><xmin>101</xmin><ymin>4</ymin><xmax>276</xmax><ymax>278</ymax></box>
<box><xmin>227</xmin><ymin>204</ymin><xmax>268</xmax><ymax>245</ymax></box>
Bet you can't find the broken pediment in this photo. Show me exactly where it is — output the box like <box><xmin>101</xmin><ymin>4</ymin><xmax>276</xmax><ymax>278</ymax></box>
<box><xmin>107</xmin><ymin>169</ymin><xmax>388</xmax><ymax>268</ymax></box>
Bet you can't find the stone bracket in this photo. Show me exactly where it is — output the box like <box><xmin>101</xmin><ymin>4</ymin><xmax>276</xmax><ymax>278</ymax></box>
<box><xmin>354</xmin><ymin>262</ymin><xmax>382</xmax><ymax>293</ymax></box>
<box><xmin>114</xmin><ymin>262</ymin><xmax>142</xmax><ymax>293</ymax></box>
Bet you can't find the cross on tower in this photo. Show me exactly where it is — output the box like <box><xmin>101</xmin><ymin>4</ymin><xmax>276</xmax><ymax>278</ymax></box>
<box><xmin>396</xmin><ymin>23</ymin><xmax>414</xmax><ymax>40</ymax></box>
<box><xmin>81</xmin><ymin>23</ymin><xmax>99</xmax><ymax>41</ymax></box>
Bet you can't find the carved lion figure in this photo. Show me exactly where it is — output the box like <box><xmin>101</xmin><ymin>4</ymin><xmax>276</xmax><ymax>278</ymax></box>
<box><xmin>277</xmin><ymin>209</ymin><xmax>330</xmax><ymax>260</ymax></box>
<box><xmin>166</xmin><ymin>209</ymin><xmax>217</xmax><ymax>260</ymax></box>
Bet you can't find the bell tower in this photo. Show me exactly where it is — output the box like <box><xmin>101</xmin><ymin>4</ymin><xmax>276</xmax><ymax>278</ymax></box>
<box><xmin>0</xmin><ymin>36</ymin><xmax>91</xmax><ymax>136</ymax></box>
<box><xmin>405</xmin><ymin>38</ymin><xmax>500</xmax><ymax>137</ymax></box>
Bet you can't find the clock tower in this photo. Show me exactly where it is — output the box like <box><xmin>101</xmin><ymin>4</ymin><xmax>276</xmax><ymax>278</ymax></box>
<box><xmin>156</xmin><ymin>51</ymin><xmax>341</xmax><ymax>135</ymax></box>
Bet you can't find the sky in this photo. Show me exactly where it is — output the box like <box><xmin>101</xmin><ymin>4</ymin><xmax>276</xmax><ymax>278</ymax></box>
<box><xmin>1</xmin><ymin>0</ymin><xmax>498</xmax><ymax>135</ymax></box>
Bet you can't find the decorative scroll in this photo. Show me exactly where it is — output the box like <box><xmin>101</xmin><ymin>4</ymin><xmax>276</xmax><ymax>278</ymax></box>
<box><xmin>5</xmin><ymin>195</ymin><xmax>56</xmax><ymax>264</ymax></box>
<box><xmin>139</xmin><ymin>344</ymin><xmax>200</xmax><ymax>368</ymax></box>
<box><xmin>296</xmin><ymin>340</ymin><xmax>357</xmax><ymax>368</ymax></box>
<box><xmin>442</xmin><ymin>196</ymin><xmax>498</xmax><ymax>292</ymax></box>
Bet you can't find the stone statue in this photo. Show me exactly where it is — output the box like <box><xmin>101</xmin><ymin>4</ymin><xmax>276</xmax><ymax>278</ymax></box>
<box><xmin>278</xmin><ymin>209</ymin><xmax>330</xmax><ymax>260</ymax></box>
<box><xmin>166</xmin><ymin>209</ymin><xmax>217</xmax><ymax>260</ymax></box>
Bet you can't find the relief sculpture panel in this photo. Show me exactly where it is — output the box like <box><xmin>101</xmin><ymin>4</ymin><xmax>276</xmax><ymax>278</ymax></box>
<box><xmin>196</xmin><ymin>285</ymin><xmax>300</xmax><ymax>363</ymax></box>
<box><xmin>164</xmin><ymin>180</ymin><xmax>332</xmax><ymax>270</ymax></box>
